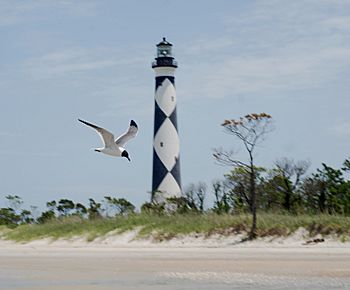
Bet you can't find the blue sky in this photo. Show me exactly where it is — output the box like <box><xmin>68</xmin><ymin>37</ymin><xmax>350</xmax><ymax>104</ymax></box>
<box><xmin>1</xmin><ymin>0</ymin><xmax>350</xmax><ymax>210</ymax></box>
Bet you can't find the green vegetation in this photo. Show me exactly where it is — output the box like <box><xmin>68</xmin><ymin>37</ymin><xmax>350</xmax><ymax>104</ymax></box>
<box><xmin>1</xmin><ymin>155</ymin><xmax>350</xmax><ymax>243</ymax></box>
<box><xmin>1</xmin><ymin>156</ymin><xmax>349</xmax><ymax>242</ymax></box>
<box><xmin>1</xmin><ymin>114</ymin><xmax>349</xmax><ymax>242</ymax></box>
<box><xmin>1</xmin><ymin>213</ymin><xmax>349</xmax><ymax>243</ymax></box>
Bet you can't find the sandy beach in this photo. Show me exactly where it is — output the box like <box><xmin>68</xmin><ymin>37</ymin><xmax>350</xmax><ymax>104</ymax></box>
<box><xmin>1</xmin><ymin>232</ymin><xmax>350</xmax><ymax>290</ymax></box>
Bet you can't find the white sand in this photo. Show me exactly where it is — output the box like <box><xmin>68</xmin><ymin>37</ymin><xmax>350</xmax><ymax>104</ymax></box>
<box><xmin>1</xmin><ymin>229</ymin><xmax>349</xmax><ymax>290</ymax></box>
<box><xmin>1</xmin><ymin>227</ymin><xmax>349</xmax><ymax>249</ymax></box>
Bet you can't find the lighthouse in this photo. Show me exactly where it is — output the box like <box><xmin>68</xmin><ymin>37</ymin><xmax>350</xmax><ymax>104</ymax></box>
<box><xmin>151</xmin><ymin>38</ymin><xmax>181</xmax><ymax>199</ymax></box>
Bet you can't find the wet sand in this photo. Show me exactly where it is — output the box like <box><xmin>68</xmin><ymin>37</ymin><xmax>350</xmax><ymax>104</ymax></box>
<box><xmin>1</xmin><ymin>246</ymin><xmax>349</xmax><ymax>290</ymax></box>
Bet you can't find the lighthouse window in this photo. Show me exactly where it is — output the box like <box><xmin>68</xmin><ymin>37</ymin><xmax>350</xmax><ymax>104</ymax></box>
<box><xmin>157</xmin><ymin>46</ymin><xmax>172</xmax><ymax>57</ymax></box>
<box><xmin>171</xmin><ymin>96</ymin><xmax>174</xmax><ymax>102</ymax></box>
<box><xmin>160</xmin><ymin>142</ymin><xmax>164</xmax><ymax>147</ymax></box>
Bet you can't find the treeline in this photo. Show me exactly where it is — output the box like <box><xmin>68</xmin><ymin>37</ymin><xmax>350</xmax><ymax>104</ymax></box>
<box><xmin>0</xmin><ymin>196</ymin><xmax>135</xmax><ymax>227</ymax></box>
<box><xmin>147</xmin><ymin>157</ymin><xmax>350</xmax><ymax>216</ymax></box>
<box><xmin>0</xmin><ymin>157</ymin><xmax>349</xmax><ymax>228</ymax></box>
<box><xmin>213</xmin><ymin>158</ymin><xmax>350</xmax><ymax>215</ymax></box>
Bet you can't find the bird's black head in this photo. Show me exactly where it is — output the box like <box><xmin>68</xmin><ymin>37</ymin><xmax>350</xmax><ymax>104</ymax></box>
<box><xmin>121</xmin><ymin>150</ymin><xmax>130</xmax><ymax>161</ymax></box>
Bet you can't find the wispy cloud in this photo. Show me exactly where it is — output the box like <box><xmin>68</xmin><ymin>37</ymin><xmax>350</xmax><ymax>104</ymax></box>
<box><xmin>328</xmin><ymin>121</ymin><xmax>350</xmax><ymax>138</ymax></box>
<box><xmin>179</xmin><ymin>0</ymin><xmax>350</xmax><ymax>99</ymax></box>
<box><xmin>323</xmin><ymin>16</ymin><xmax>350</xmax><ymax>31</ymax></box>
<box><xmin>0</xmin><ymin>131</ymin><xmax>19</xmax><ymax>138</ymax></box>
<box><xmin>0</xmin><ymin>150</ymin><xmax>59</xmax><ymax>157</ymax></box>
<box><xmin>0</xmin><ymin>0</ymin><xmax>96</xmax><ymax>27</ymax></box>
<box><xmin>20</xmin><ymin>47</ymin><xmax>147</xmax><ymax>80</ymax></box>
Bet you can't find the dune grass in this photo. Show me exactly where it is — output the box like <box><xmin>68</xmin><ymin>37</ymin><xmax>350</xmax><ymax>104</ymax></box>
<box><xmin>256</xmin><ymin>214</ymin><xmax>350</xmax><ymax>237</ymax></box>
<box><xmin>1</xmin><ymin>213</ymin><xmax>350</xmax><ymax>243</ymax></box>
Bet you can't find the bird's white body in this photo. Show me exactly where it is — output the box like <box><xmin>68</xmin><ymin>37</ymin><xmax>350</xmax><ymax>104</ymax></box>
<box><xmin>79</xmin><ymin>119</ymin><xmax>138</xmax><ymax>161</ymax></box>
<box><xmin>97</xmin><ymin>145</ymin><xmax>125</xmax><ymax>157</ymax></box>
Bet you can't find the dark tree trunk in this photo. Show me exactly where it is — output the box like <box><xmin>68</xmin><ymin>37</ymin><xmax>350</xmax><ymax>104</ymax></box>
<box><xmin>282</xmin><ymin>177</ymin><xmax>292</xmax><ymax>212</ymax></box>
<box><xmin>249</xmin><ymin>157</ymin><xmax>257</xmax><ymax>239</ymax></box>
<box><xmin>318</xmin><ymin>182</ymin><xmax>327</xmax><ymax>213</ymax></box>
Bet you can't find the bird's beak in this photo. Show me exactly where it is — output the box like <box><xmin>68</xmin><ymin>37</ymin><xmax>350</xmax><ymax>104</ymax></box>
<box><xmin>127</xmin><ymin>157</ymin><xmax>131</xmax><ymax>162</ymax></box>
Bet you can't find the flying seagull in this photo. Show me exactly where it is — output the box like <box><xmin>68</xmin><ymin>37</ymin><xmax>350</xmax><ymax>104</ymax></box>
<box><xmin>78</xmin><ymin>119</ymin><xmax>138</xmax><ymax>161</ymax></box>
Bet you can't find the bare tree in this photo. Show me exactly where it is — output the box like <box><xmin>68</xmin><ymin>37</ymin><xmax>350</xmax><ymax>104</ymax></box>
<box><xmin>184</xmin><ymin>182</ymin><xmax>207</xmax><ymax>213</ymax></box>
<box><xmin>274</xmin><ymin>158</ymin><xmax>311</xmax><ymax>212</ymax></box>
<box><xmin>213</xmin><ymin>113</ymin><xmax>273</xmax><ymax>239</ymax></box>
<box><xmin>212</xmin><ymin>179</ymin><xmax>233</xmax><ymax>214</ymax></box>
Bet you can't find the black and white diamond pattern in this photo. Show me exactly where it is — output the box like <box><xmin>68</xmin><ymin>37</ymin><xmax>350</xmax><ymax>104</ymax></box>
<box><xmin>152</xmin><ymin>76</ymin><xmax>181</xmax><ymax>197</ymax></box>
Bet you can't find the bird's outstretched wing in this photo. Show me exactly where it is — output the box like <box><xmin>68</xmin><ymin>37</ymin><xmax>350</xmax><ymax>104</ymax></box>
<box><xmin>115</xmin><ymin>120</ymin><xmax>138</xmax><ymax>146</ymax></box>
<box><xmin>78</xmin><ymin>119</ymin><xmax>115</xmax><ymax>148</ymax></box>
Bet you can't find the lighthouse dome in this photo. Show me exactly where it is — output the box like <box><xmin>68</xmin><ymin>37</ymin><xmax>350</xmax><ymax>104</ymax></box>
<box><xmin>152</xmin><ymin>37</ymin><xmax>177</xmax><ymax>68</ymax></box>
